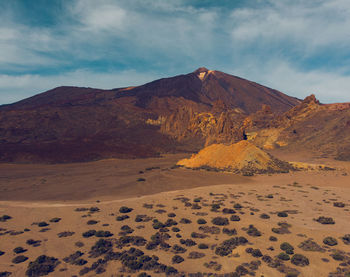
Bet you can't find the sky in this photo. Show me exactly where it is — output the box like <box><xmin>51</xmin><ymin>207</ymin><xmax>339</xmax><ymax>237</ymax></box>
<box><xmin>0</xmin><ymin>0</ymin><xmax>350</xmax><ymax>105</ymax></box>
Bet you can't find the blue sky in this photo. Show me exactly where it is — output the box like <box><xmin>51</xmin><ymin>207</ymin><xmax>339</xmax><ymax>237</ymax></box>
<box><xmin>1</xmin><ymin>0</ymin><xmax>350</xmax><ymax>104</ymax></box>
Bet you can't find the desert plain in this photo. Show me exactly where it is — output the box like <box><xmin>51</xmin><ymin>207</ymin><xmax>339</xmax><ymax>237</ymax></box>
<box><xmin>0</xmin><ymin>150</ymin><xmax>349</xmax><ymax>277</ymax></box>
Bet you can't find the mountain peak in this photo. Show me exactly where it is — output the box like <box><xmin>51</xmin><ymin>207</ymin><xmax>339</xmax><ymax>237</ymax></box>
<box><xmin>193</xmin><ymin>67</ymin><xmax>209</xmax><ymax>73</ymax></box>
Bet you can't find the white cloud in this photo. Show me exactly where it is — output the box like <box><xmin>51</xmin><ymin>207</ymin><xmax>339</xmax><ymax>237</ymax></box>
<box><xmin>228</xmin><ymin>61</ymin><xmax>350</xmax><ymax>103</ymax></box>
<box><xmin>71</xmin><ymin>1</ymin><xmax>127</xmax><ymax>32</ymax></box>
<box><xmin>230</xmin><ymin>0</ymin><xmax>350</xmax><ymax>54</ymax></box>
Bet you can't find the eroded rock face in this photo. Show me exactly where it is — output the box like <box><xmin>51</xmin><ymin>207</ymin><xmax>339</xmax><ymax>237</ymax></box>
<box><xmin>177</xmin><ymin>140</ymin><xmax>294</xmax><ymax>175</ymax></box>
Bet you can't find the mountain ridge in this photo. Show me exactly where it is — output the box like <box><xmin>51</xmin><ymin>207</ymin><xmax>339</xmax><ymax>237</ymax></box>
<box><xmin>0</xmin><ymin>68</ymin><xmax>348</xmax><ymax>163</ymax></box>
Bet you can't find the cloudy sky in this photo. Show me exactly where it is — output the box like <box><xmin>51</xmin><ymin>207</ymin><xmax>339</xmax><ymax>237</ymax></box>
<box><xmin>1</xmin><ymin>0</ymin><xmax>349</xmax><ymax>104</ymax></box>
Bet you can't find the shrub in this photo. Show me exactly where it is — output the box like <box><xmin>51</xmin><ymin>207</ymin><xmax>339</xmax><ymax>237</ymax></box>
<box><xmin>251</xmin><ymin>249</ymin><xmax>263</xmax><ymax>257</ymax></box>
<box><xmin>152</xmin><ymin>221</ymin><xmax>165</xmax><ymax>229</ymax></box>
<box><xmin>280</xmin><ymin>242</ymin><xmax>294</xmax><ymax>254</ymax></box>
<box><xmin>172</xmin><ymin>244</ymin><xmax>187</xmax><ymax>254</ymax></box>
<box><xmin>188</xmin><ymin>251</ymin><xmax>205</xmax><ymax>259</ymax></box>
<box><xmin>119</xmin><ymin>206</ymin><xmax>133</xmax><ymax>213</ymax></box>
<box><xmin>277</xmin><ymin>212</ymin><xmax>288</xmax><ymax>217</ymax></box>
<box><xmin>191</xmin><ymin>232</ymin><xmax>207</xmax><ymax>239</ymax></box>
<box><xmin>230</xmin><ymin>215</ymin><xmax>241</xmax><ymax>221</ymax></box>
<box><xmin>82</xmin><ymin>230</ymin><xmax>96</xmax><ymax>238</ymax></box>
<box><xmin>13</xmin><ymin>247</ymin><xmax>27</xmax><ymax>254</ymax></box>
<box><xmin>262</xmin><ymin>255</ymin><xmax>272</xmax><ymax>263</ymax></box>
<box><xmin>331</xmin><ymin>251</ymin><xmax>345</xmax><ymax>261</ymax></box>
<box><xmin>246</xmin><ymin>225</ymin><xmax>261</xmax><ymax>237</ymax></box>
<box><xmin>38</xmin><ymin>222</ymin><xmax>49</xmax><ymax>227</ymax></box>
<box><xmin>179</xmin><ymin>218</ymin><xmax>192</xmax><ymax>224</ymax></box>
<box><xmin>57</xmin><ymin>231</ymin><xmax>75</xmax><ymax>238</ymax></box>
<box><xmin>291</xmin><ymin>254</ymin><xmax>309</xmax><ymax>266</ymax></box>
<box><xmin>315</xmin><ymin>216</ymin><xmax>335</xmax><ymax>224</ymax></box>
<box><xmin>222</xmin><ymin>228</ymin><xmax>237</xmax><ymax>236</ymax></box>
<box><xmin>298</xmin><ymin>239</ymin><xmax>324</xmax><ymax>252</ymax></box>
<box><xmin>87</xmin><ymin>220</ymin><xmax>98</xmax><ymax>225</ymax></box>
<box><xmin>172</xmin><ymin>255</ymin><xmax>184</xmax><ymax>264</ymax></box>
<box><xmin>260</xmin><ymin>213</ymin><xmax>270</xmax><ymax>219</ymax></box>
<box><xmin>89</xmin><ymin>207</ymin><xmax>100</xmax><ymax>213</ymax></box>
<box><xmin>25</xmin><ymin>255</ymin><xmax>60</xmax><ymax>276</ymax></box>
<box><xmin>197</xmin><ymin>218</ymin><xmax>207</xmax><ymax>225</ymax></box>
<box><xmin>277</xmin><ymin>252</ymin><xmax>290</xmax><ymax>261</ymax></box>
<box><xmin>172</xmin><ymin>227</ymin><xmax>180</xmax><ymax>232</ymax></box>
<box><xmin>342</xmin><ymin>234</ymin><xmax>350</xmax><ymax>245</ymax></box>
<box><xmin>12</xmin><ymin>255</ymin><xmax>28</xmax><ymax>264</ymax></box>
<box><xmin>0</xmin><ymin>215</ymin><xmax>12</xmax><ymax>222</ymax></box>
<box><xmin>199</xmin><ymin>226</ymin><xmax>220</xmax><ymax>234</ymax></box>
<box><xmin>116</xmin><ymin>215</ymin><xmax>129</xmax><ymax>221</ymax></box>
<box><xmin>168</xmin><ymin>213</ymin><xmax>176</xmax><ymax>218</ymax></box>
<box><xmin>95</xmin><ymin>230</ymin><xmax>113</xmax><ymax>237</ymax></box>
<box><xmin>89</xmin><ymin>239</ymin><xmax>113</xmax><ymax>258</ymax></box>
<box><xmin>222</xmin><ymin>208</ymin><xmax>236</xmax><ymax>214</ymax></box>
<box><xmin>49</xmin><ymin>218</ymin><xmax>61</xmax><ymax>223</ymax></box>
<box><xmin>269</xmin><ymin>236</ymin><xmax>277</xmax><ymax>241</ymax></box>
<box><xmin>137</xmin><ymin>178</ymin><xmax>146</xmax><ymax>182</ymax></box>
<box><xmin>75</xmin><ymin>241</ymin><xmax>84</xmax><ymax>247</ymax></box>
<box><xmin>212</xmin><ymin>217</ymin><xmax>229</xmax><ymax>226</ymax></box>
<box><xmin>180</xmin><ymin>239</ymin><xmax>196</xmax><ymax>247</ymax></box>
<box><xmin>215</xmin><ymin>237</ymin><xmax>248</xmax><ymax>256</ymax></box>
<box><xmin>198</xmin><ymin>243</ymin><xmax>209</xmax><ymax>249</ymax></box>
<box><xmin>323</xmin><ymin>237</ymin><xmax>338</xmax><ymax>246</ymax></box>
<box><xmin>234</xmin><ymin>203</ymin><xmax>242</xmax><ymax>209</ymax></box>
<box><xmin>333</xmin><ymin>202</ymin><xmax>345</xmax><ymax>208</ymax></box>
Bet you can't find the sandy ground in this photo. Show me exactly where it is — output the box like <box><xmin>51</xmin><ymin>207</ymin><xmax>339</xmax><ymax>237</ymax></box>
<box><xmin>0</xmin><ymin>152</ymin><xmax>349</xmax><ymax>276</ymax></box>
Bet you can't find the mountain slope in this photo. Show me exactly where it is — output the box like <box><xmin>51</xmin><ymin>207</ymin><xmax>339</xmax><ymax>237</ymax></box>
<box><xmin>0</xmin><ymin>68</ymin><xmax>301</xmax><ymax>163</ymax></box>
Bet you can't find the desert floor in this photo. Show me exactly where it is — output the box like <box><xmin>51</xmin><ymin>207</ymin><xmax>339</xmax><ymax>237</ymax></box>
<box><xmin>0</xmin><ymin>152</ymin><xmax>349</xmax><ymax>276</ymax></box>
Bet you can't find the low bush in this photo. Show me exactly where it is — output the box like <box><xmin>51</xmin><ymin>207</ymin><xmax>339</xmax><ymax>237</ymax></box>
<box><xmin>280</xmin><ymin>242</ymin><xmax>294</xmax><ymax>254</ymax></box>
<box><xmin>198</xmin><ymin>243</ymin><xmax>209</xmax><ymax>249</ymax></box>
<box><xmin>25</xmin><ymin>255</ymin><xmax>60</xmax><ymax>276</ymax></box>
<box><xmin>333</xmin><ymin>202</ymin><xmax>345</xmax><ymax>208</ymax></box>
<box><xmin>119</xmin><ymin>206</ymin><xmax>133</xmax><ymax>213</ymax></box>
<box><xmin>49</xmin><ymin>218</ymin><xmax>61</xmax><ymax>223</ymax></box>
<box><xmin>222</xmin><ymin>208</ymin><xmax>236</xmax><ymax>214</ymax></box>
<box><xmin>323</xmin><ymin>237</ymin><xmax>338</xmax><ymax>246</ymax></box>
<box><xmin>12</xmin><ymin>255</ymin><xmax>28</xmax><ymax>264</ymax></box>
<box><xmin>291</xmin><ymin>254</ymin><xmax>309</xmax><ymax>266</ymax></box>
<box><xmin>315</xmin><ymin>216</ymin><xmax>335</xmax><ymax>224</ymax></box>
<box><xmin>82</xmin><ymin>230</ymin><xmax>96</xmax><ymax>238</ymax></box>
<box><xmin>197</xmin><ymin>218</ymin><xmax>207</xmax><ymax>225</ymax></box>
<box><xmin>277</xmin><ymin>252</ymin><xmax>290</xmax><ymax>261</ymax></box>
<box><xmin>116</xmin><ymin>215</ymin><xmax>129</xmax><ymax>221</ymax></box>
<box><xmin>212</xmin><ymin>217</ymin><xmax>229</xmax><ymax>226</ymax></box>
<box><xmin>222</xmin><ymin>228</ymin><xmax>237</xmax><ymax>236</ymax></box>
<box><xmin>260</xmin><ymin>213</ymin><xmax>270</xmax><ymax>219</ymax></box>
<box><xmin>251</xmin><ymin>249</ymin><xmax>263</xmax><ymax>257</ymax></box>
<box><xmin>0</xmin><ymin>215</ymin><xmax>12</xmax><ymax>222</ymax></box>
<box><xmin>246</xmin><ymin>225</ymin><xmax>261</xmax><ymax>237</ymax></box>
<box><xmin>277</xmin><ymin>212</ymin><xmax>288</xmax><ymax>218</ymax></box>
<box><xmin>172</xmin><ymin>255</ymin><xmax>184</xmax><ymax>264</ymax></box>
<box><xmin>230</xmin><ymin>215</ymin><xmax>241</xmax><ymax>221</ymax></box>
<box><xmin>13</xmin><ymin>247</ymin><xmax>27</xmax><ymax>254</ymax></box>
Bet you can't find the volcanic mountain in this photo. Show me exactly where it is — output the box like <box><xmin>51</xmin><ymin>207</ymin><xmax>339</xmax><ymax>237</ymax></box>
<box><xmin>0</xmin><ymin>67</ymin><xmax>302</xmax><ymax>163</ymax></box>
